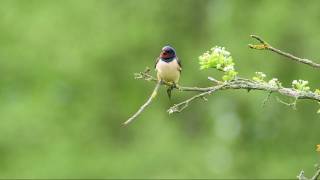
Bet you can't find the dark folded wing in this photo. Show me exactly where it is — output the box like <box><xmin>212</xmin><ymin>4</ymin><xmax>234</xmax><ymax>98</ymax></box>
<box><xmin>177</xmin><ymin>57</ymin><xmax>182</xmax><ymax>72</ymax></box>
<box><xmin>155</xmin><ymin>57</ymin><xmax>160</xmax><ymax>69</ymax></box>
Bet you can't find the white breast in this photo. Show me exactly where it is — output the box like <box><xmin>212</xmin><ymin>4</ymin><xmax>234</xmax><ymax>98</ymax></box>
<box><xmin>156</xmin><ymin>58</ymin><xmax>180</xmax><ymax>83</ymax></box>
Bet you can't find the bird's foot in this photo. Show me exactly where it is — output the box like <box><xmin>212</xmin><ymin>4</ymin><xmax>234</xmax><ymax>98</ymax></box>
<box><xmin>174</xmin><ymin>83</ymin><xmax>182</xmax><ymax>91</ymax></box>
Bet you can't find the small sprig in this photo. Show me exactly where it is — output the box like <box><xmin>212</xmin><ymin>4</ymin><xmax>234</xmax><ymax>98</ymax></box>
<box><xmin>252</xmin><ymin>72</ymin><xmax>267</xmax><ymax>82</ymax></box>
<box><xmin>222</xmin><ymin>70</ymin><xmax>238</xmax><ymax>81</ymax></box>
<box><xmin>252</xmin><ymin>73</ymin><xmax>283</xmax><ymax>88</ymax></box>
<box><xmin>292</xmin><ymin>80</ymin><xmax>311</xmax><ymax>92</ymax></box>
<box><xmin>199</xmin><ymin>46</ymin><xmax>238</xmax><ymax>81</ymax></box>
<box><xmin>268</xmin><ymin>78</ymin><xmax>282</xmax><ymax>88</ymax></box>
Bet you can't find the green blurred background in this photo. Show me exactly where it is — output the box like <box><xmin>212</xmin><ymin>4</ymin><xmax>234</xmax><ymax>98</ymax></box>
<box><xmin>0</xmin><ymin>0</ymin><xmax>319</xmax><ymax>178</ymax></box>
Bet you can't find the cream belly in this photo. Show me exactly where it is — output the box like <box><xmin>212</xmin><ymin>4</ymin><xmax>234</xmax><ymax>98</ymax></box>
<box><xmin>156</xmin><ymin>59</ymin><xmax>180</xmax><ymax>83</ymax></box>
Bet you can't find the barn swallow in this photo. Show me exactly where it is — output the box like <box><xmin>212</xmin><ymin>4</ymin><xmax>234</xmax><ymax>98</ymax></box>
<box><xmin>155</xmin><ymin>45</ymin><xmax>182</xmax><ymax>99</ymax></box>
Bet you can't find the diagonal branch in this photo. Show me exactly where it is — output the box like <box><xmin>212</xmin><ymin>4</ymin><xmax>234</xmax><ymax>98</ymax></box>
<box><xmin>168</xmin><ymin>84</ymin><xmax>226</xmax><ymax>114</ymax></box>
<box><xmin>312</xmin><ymin>168</ymin><xmax>320</xmax><ymax>180</ymax></box>
<box><xmin>249</xmin><ymin>35</ymin><xmax>320</xmax><ymax>69</ymax></box>
<box><xmin>297</xmin><ymin>166</ymin><xmax>320</xmax><ymax>180</ymax></box>
<box><xmin>123</xmin><ymin>80</ymin><xmax>162</xmax><ymax>126</ymax></box>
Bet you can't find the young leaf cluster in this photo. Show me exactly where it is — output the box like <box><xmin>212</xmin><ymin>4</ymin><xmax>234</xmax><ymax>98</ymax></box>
<box><xmin>199</xmin><ymin>46</ymin><xmax>238</xmax><ymax>81</ymax></box>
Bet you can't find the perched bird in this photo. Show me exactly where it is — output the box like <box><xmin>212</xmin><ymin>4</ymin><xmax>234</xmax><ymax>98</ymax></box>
<box><xmin>155</xmin><ymin>45</ymin><xmax>182</xmax><ymax>99</ymax></box>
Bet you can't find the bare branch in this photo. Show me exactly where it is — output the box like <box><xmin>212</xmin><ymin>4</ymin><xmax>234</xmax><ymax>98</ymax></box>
<box><xmin>168</xmin><ymin>84</ymin><xmax>226</xmax><ymax>114</ymax></box>
<box><xmin>249</xmin><ymin>35</ymin><xmax>320</xmax><ymax>69</ymax></box>
<box><xmin>262</xmin><ymin>91</ymin><xmax>272</xmax><ymax>107</ymax></box>
<box><xmin>297</xmin><ymin>166</ymin><xmax>320</xmax><ymax>180</ymax></box>
<box><xmin>134</xmin><ymin>70</ymin><xmax>320</xmax><ymax>114</ymax></box>
<box><xmin>123</xmin><ymin>80</ymin><xmax>162</xmax><ymax>126</ymax></box>
<box><xmin>311</xmin><ymin>166</ymin><xmax>320</xmax><ymax>180</ymax></box>
<box><xmin>208</xmin><ymin>76</ymin><xmax>222</xmax><ymax>84</ymax></box>
<box><xmin>298</xmin><ymin>170</ymin><xmax>308</xmax><ymax>180</ymax></box>
<box><xmin>167</xmin><ymin>78</ymin><xmax>320</xmax><ymax>113</ymax></box>
<box><xmin>276</xmin><ymin>96</ymin><xmax>298</xmax><ymax>110</ymax></box>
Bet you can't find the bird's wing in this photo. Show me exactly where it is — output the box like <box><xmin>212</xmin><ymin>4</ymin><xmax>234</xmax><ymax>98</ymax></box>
<box><xmin>176</xmin><ymin>57</ymin><xmax>182</xmax><ymax>72</ymax></box>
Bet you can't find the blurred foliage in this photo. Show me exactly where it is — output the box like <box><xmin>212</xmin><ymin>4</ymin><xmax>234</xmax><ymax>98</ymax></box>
<box><xmin>0</xmin><ymin>0</ymin><xmax>320</xmax><ymax>178</ymax></box>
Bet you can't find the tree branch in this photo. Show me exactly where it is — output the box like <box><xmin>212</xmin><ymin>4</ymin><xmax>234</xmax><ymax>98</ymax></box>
<box><xmin>123</xmin><ymin>80</ymin><xmax>162</xmax><ymax>126</ymax></box>
<box><xmin>312</xmin><ymin>168</ymin><xmax>320</xmax><ymax>180</ymax></box>
<box><xmin>249</xmin><ymin>35</ymin><xmax>320</xmax><ymax>69</ymax></box>
<box><xmin>297</xmin><ymin>166</ymin><xmax>320</xmax><ymax>180</ymax></box>
<box><xmin>134</xmin><ymin>70</ymin><xmax>320</xmax><ymax>114</ymax></box>
<box><xmin>298</xmin><ymin>170</ymin><xmax>308</xmax><ymax>180</ymax></box>
<box><xmin>169</xmin><ymin>78</ymin><xmax>320</xmax><ymax>113</ymax></box>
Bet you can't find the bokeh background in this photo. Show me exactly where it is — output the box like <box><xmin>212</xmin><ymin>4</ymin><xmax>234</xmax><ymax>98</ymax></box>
<box><xmin>0</xmin><ymin>0</ymin><xmax>319</xmax><ymax>178</ymax></box>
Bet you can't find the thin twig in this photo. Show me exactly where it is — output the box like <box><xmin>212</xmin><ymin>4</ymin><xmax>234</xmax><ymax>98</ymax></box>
<box><xmin>311</xmin><ymin>167</ymin><xmax>320</xmax><ymax>180</ymax></box>
<box><xmin>208</xmin><ymin>76</ymin><xmax>222</xmax><ymax>84</ymax></box>
<box><xmin>297</xmin><ymin>166</ymin><xmax>320</xmax><ymax>180</ymax></box>
<box><xmin>297</xmin><ymin>170</ymin><xmax>307</xmax><ymax>180</ymax></box>
<box><xmin>262</xmin><ymin>91</ymin><xmax>272</xmax><ymax>107</ymax></box>
<box><xmin>123</xmin><ymin>80</ymin><xmax>162</xmax><ymax>126</ymax></box>
<box><xmin>168</xmin><ymin>84</ymin><xmax>226</xmax><ymax>114</ymax></box>
<box><xmin>249</xmin><ymin>35</ymin><xmax>320</xmax><ymax>69</ymax></box>
<box><xmin>276</xmin><ymin>96</ymin><xmax>298</xmax><ymax>110</ymax></box>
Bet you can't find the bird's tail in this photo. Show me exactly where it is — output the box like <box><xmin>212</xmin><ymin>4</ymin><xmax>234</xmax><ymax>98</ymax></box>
<box><xmin>166</xmin><ymin>85</ymin><xmax>174</xmax><ymax>99</ymax></box>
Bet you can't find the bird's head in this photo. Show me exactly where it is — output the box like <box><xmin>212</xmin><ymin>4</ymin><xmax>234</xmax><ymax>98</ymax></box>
<box><xmin>160</xmin><ymin>45</ymin><xmax>176</xmax><ymax>60</ymax></box>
